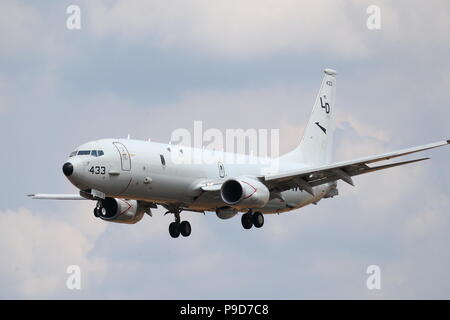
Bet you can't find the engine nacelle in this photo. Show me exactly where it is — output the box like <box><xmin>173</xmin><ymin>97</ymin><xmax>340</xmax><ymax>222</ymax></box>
<box><xmin>99</xmin><ymin>197</ymin><xmax>145</xmax><ymax>224</ymax></box>
<box><xmin>220</xmin><ymin>177</ymin><xmax>270</xmax><ymax>209</ymax></box>
<box><xmin>216</xmin><ymin>207</ymin><xmax>238</xmax><ymax>220</ymax></box>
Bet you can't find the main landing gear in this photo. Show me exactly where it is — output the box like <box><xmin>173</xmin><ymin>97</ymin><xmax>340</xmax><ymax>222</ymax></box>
<box><xmin>241</xmin><ymin>211</ymin><xmax>264</xmax><ymax>230</ymax></box>
<box><xmin>168</xmin><ymin>210</ymin><xmax>191</xmax><ymax>238</ymax></box>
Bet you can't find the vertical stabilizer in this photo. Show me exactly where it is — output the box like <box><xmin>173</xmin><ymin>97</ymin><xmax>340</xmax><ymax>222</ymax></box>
<box><xmin>283</xmin><ymin>68</ymin><xmax>337</xmax><ymax>165</ymax></box>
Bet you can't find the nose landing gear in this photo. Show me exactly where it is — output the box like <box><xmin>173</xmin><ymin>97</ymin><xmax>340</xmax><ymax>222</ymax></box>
<box><xmin>93</xmin><ymin>201</ymin><xmax>106</xmax><ymax>218</ymax></box>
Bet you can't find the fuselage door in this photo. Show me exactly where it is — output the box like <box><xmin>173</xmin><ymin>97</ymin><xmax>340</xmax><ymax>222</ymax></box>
<box><xmin>113</xmin><ymin>142</ymin><xmax>131</xmax><ymax>171</ymax></box>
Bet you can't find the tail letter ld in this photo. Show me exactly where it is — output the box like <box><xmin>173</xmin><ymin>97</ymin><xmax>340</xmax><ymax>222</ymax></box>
<box><xmin>320</xmin><ymin>97</ymin><xmax>330</xmax><ymax>114</ymax></box>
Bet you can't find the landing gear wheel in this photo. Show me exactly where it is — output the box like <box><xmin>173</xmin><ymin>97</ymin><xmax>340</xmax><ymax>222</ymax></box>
<box><xmin>94</xmin><ymin>202</ymin><xmax>106</xmax><ymax>218</ymax></box>
<box><xmin>253</xmin><ymin>212</ymin><xmax>264</xmax><ymax>228</ymax></box>
<box><xmin>169</xmin><ymin>222</ymin><xmax>180</xmax><ymax>238</ymax></box>
<box><xmin>241</xmin><ymin>213</ymin><xmax>253</xmax><ymax>229</ymax></box>
<box><xmin>180</xmin><ymin>221</ymin><xmax>191</xmax><ymax>237</ymax></box>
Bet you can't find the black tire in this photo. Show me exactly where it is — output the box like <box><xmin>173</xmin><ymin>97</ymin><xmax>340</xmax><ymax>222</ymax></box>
<box><xmin>93</xmin><ymin>208</ymin><xmax>100</xmax><ymax>218</ymax></box>
<box><xmin>241</xmin><ymin>213</ymin><xmax>253</xmax><ymax>229</ymax></box>
<box><xmin>169</xmin><ymin>222</ymin><xmax>180</xmax><ymax>238</ymax></box>
<box><xmin>253</xmin><ymin>212</ymin><xmax>264</xmax><ymax>228</ymax></box>
<box><xmin>180</xmin><ymin>221</ymin><xmax>191</xmax><ymax>237</ymax></box>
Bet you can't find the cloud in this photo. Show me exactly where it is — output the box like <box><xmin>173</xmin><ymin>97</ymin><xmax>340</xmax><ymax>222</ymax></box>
<box><xmin>0</xmin><ymin>204</ymin><xmax>107</xmax><ymax>298</ymax></box>
<box><xmin>403</xmin><ymin>194</ymin><xmax>450</xmax><ymax>242</ymax></box>
<box><xmin>62</xmin><ymin>84</ymin><xmax>309</xmax><ymax>156</ymax></box>
<box><xmin>379</xmin><ymin>193</ymin><xmax>450</xmax><ymax>298</ymax></box>
<box><xmin>86</xmin><ymin>0</ymin><xmax>369</xmax><ymax>59</ymax></box>
<box><xmin>85</xmin><ymin>0</ymin><xmax>450</xmax><ymax>60</ymax></box>
<box><xmin>336</xmin><ymin>112</ymin><xmax>391</xmax><ymax>145</ymax></box>
<box><xmin>332</xmin><ymin>117</ymin><xmax>429</xmax><ymax>210</ymax></box>
<box><xmin>372</xmin><ymin>0</ymin><xmax>450</xmax><ymax>51</ymax></box>
<box><xmin>0</xmin><ymin>76</ymin><xmax>9</xmax><ymax>114</ymax></box>
<box><xmin>0</xmin><ymin>1</ymin><xmax>40</xmax><ymax>54</ymax></box>
<box><xmin>0</xmin><ymin>1</ymin><xmax>64</xmax><ymax>58</ymax></box>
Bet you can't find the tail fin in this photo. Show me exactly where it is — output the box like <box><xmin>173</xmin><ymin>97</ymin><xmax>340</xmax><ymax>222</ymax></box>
<box><xmin>283</xmin><ymin>68</ymin><xmax>337</xmax><ymax>165</ymax></box>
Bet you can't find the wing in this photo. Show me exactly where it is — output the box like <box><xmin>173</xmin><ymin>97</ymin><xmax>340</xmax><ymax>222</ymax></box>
<box><xmin>264</xmin><ymin>140</ymin><xmax>450</xmax><ymax>194</ymax></box>
<box><xmin>28</xmin><ymin>194</ymin><xmax>87</xmax><ymax>200</ymax></box>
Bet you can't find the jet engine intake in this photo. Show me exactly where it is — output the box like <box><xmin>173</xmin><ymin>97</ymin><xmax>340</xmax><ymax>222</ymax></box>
<box><xmin>98</xmin><ymin>197</ymin><xmax>145</xmax><ymax>224</ymax></box>
<box><xmin>220</xmin><ymin>177</ymin><xmax>270</xmax><ymax>209</ymax></box>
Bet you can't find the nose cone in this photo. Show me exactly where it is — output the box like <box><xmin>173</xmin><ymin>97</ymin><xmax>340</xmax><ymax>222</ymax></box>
<box><xmin>62</xmin><ymin>162</ymin><xmax>74</xmax><ymax>177</ymax></box>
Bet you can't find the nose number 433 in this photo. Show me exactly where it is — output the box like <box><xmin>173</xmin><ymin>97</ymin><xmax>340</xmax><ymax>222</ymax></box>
<box><xmin>89</xmin><ymin>166</ymin><xmax>106</xmax><ymax>175</ymax></box>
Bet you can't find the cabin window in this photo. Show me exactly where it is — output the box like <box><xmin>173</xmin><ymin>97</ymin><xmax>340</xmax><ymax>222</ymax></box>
<box><xmin>160</xmin><ymin>154</ymin><xmax>166</xmax><ymax>166</ymax></box>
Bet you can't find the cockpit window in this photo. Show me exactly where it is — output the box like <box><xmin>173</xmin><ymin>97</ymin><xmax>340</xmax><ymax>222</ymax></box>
<box><xmin>71</xmin><ymin>149</ymin><xmax>104</xmax><ymax>157</ymax></box>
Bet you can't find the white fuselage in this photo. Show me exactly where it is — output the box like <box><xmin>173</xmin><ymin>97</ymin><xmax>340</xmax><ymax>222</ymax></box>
<box><xmin>65</xmin><ymin>138</ymin><xmax>332</xmax><ymax>214</ymax></box>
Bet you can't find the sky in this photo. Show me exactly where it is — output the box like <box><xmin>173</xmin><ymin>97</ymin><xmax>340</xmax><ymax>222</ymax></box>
<box><xmin>0</xmin><ymin>0</ymin><xmax>449</xmax><ymax>299</ymax></box>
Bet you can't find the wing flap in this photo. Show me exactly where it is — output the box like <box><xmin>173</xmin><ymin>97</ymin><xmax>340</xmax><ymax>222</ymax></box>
<box><xmin>264</xmin><ymin>139</ymin><xmax>449</xmax><ymax>192</ymax></box>
<box><xmin>265</xmin><ymin>140</ymin><xmax>449</xmax><ymax>183</ymax></box>
<box><xmin>266</xmin><ymin>157</ymin><xmax>430</xmax><ymax>192</ymax></box>
<box><xmin>352</xmin><ymin>157</ymin><xmax>429</xmax><ymax>176</ymax></box>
